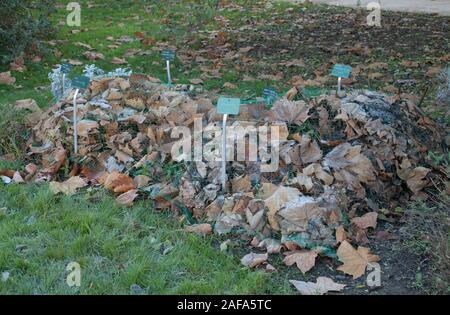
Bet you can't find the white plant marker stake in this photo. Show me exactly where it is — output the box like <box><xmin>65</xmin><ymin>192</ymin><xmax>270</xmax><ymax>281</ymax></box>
<box><xmin>221</xmin><ymin>114</ymin><xmax>228</xmax><ymax>192</ymax></box>
<box><xmin>62</xmin><ymin>73</ymin><xmax>66</xmax><ymax>95</ymax></box>
<box><xmin>166</xmin><ymin>60</ymin><xmax>172</xmax><ymax>85</ymax></box>
<box><xmin>73</xmin><ymin>88</ymin><xmax>79</xmax><ymax>154</ymax></box>
<box><xmin>338</xmin><ymin>77</ymin><xmax>342</xmax><ymax>94</ymax></box>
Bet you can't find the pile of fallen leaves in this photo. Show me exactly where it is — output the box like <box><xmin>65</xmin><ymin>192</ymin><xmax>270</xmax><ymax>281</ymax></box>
<box><xmin>1</xmin><ymin>74</ymin><xmax>448</xmax><ymax>294</ymax></box>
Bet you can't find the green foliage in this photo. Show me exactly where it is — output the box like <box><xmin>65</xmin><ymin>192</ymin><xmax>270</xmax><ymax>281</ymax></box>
<box><xmin>0</xmin><ymin>104</ymin><xmax>28</xmax><ymax>159</ymax></box>
<box><xmin>0</xmin><ymin>0</ymin><xmax>56</xmax><ymax>64</ymax></box>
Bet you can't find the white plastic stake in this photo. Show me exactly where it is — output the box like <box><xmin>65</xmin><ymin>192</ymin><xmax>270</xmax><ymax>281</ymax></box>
<box><xmin>62</xmin><ymin>73</ymin><xmax>66</xmax><ymax>96</ymax></box>
<box><xmin>166</xmin><ymin>60</ymin><xmax>172</xmax><ymax>85</ymax></box>
<box><xmin>73</xmin><ymin>88</ymin><xmax>79</xmax><ymax>154</ymax></box>
<box><xmin>338</xmin><ymin>77</ymin><xmax>342</xmax><ymax>94</ymax></box>
<box><xmin>221</xmin><ymin>114</ymin><xmax>228</xmax><ymax>192</ymax></box>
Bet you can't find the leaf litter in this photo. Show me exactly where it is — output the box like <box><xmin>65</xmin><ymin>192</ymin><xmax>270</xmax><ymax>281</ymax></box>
<box><xmin>1</xmin><ymin>71</ymin><xmax>448</xmax><ymax>294</ymax></box>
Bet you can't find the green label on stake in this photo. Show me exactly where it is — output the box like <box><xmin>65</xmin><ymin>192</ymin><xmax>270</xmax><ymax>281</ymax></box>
<box><xmin>161</xmin><ymin>49</ymin><xmax>176</xmax><ymax>61</ymax></box>
<box><xmin>331</xmin><ymin>64</ymin><xmax>352</xmax><ymax>79</ymax></box>
<box><xmin>217</xmin><ymin>97</ymin><xmax>241</xmax><ymax>115</ymax></box>
<box><xmin>303</xmin><ymin>87</ymin><xmax>322</xmax><ymax>98</ymax></box>
<box><xmin>61</xmin><ymin>63</ymin><xmax>72</xmax><ymax>74</ymax></box>
<box><xmin>71</xmin><ymin>76</ymin><xmax>90</xmax><ymax>89</ymax></box>
<box><xmin>263</xmin><ymin>87</ymin><xmax>278</xmax><ymax>105</ymax></box>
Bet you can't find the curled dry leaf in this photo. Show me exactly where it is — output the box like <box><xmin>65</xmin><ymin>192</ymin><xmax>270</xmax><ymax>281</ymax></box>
<box><xmin>49</xmin><ymin>176</ymin><xmax>87</xmax><ymax>195</ymax></box>
<box><xmin>264</xmin><ymin>186</ymin><xmax>300</xmax><ymax>231</ymax></box>
<box><xmin>290</xmin><ymin>277</ymin><xmax>345</xmax><ymax>295</ymax></box>
<box><xmin>102</xmin><ymin>171</ymin><xmax>137</xmax><ymax>193</ymax></box>
<box><xmin>116</xmin><ymin>189</ymin><xmax>138</xmax><ymax>206</ymax></box>
<box><xmin>185</xmin><ymin>223</ymin><xmax>213</xmax><ymax>236</ymax></box>
<box><xmin>240</xmin><ymin>252</ymin><xmax>268</xmax><ymax>268</ymax></box>
<box><xmin>283</xmin><ymin>250</ymin><xmax>318</xmax><ymax>274</ymax></box>
<box><xmin>336</xmin><ymin>240</ymin><xmax>380</xmax><ymax>279</ymax></box>
<box><xmin>351</xmin><ymin>212</ymin><xmax>378</xmax><ymax>229</ymax></box>
<box><xmin>335</xmin><ymin>226</ymin><xmax>347</xmax><ymax>244</ymax></box>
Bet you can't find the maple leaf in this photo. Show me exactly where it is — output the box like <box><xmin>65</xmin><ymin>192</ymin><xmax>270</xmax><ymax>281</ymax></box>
<box><xmin>283</xmin><ymin>250</ymin><xmax>318</xmax><ymax>274</ymax></box>
<box><xmin>290</xmin><ymin>277</ymin><xmax>345</xmax><ymax>295</ymax></box>
<box><xmin>49</xmin><ymin>176</ymin><xmax>87</xmax><ymax>195</ymax></box>
<box><xmin>264</xmin><ymin>186</ymin><xmax>300</xmax><ymax>231</ymax></box>
<box><xmin>102</xmin><ymin>171</ymin><xmax>137</xmax><ymax>193</ymax></box>
<box><xmin>271</xmin><ymin>98</ymin><xmax>311</xmax><ymax>125</ymax></box>
<box><xmin>336</xmin><ymin>240</ymin><xmax>380</xmax><ymax>279</ymax></box>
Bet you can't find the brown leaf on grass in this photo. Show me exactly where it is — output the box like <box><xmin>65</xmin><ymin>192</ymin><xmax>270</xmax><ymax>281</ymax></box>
<box><xmin>134</xmin><ymin>175</ymin><xmax>150</xmax><ymax>188</ymax></box>
<box><xmin>283</xmin><ymin>250</ymin><xmax>318</xmax><ymax>274</ymax></box>
<box><xmin>0</xmin><ymin>71</ymin><xmax>16</xmax><ymax>85</ymax></box>
<box><xmin>240</xmin><ymin>252</ymin><xmax>268</xmax><ymax>268</ymax></box>
<box><xmin>271</xmin><ymin>99</ymin><xmax>311</xmax><ymax>125</ymax></box>
<box><xmin>351</xmin><ymin>212</ymin><xmax>378</xmax><ymax>229</ymax></box>
<box><xmin>290</xmin><ymin>277</ymin><xmax>345</xmax><ymax>295</ymax></box>
<box><xmin>10</xmin><ymin>55</ymin><xmax>26</xmax><ymax>72</ymax></box>
<box><xmin>185</xmin><ymin>223</ymin><xmax>213</xmax><ymax>236</ymax></box>
<box><xmin>83</xmin><ymin>51</ymin><xmax>105</xmax><ymax>60</ymax></box>
<box><xmin>102</xmin><ymin>171</ymin><xmax>136</xmax><ymax>193</ymax></box>
<box><xmin>68</xmin><ymin>59</ymin><xmax>83</xmax><ymax>66</ymax></box>
<box><xmin>336</xmin><ymin>240</ymin><xmax>380</xmax><ymax>279</ymax></box>
<box><xmin>111</xmin><ymin>57</ymin><xmax>127</xmax><ymax>65</ymax></box>
<box><xmin>116</xmin><ymin>189</ymin><xmax>138</xmax><ymax>206</ymax></box>
<box><xmin>49</xmin><ymin>176</ymin><xmax>87</xmax><ymax>195</ymax></box>
<box><xmin>189</xmin><ymin>78</ymin><xmax>203</xmax><ymax>85</ymax></box>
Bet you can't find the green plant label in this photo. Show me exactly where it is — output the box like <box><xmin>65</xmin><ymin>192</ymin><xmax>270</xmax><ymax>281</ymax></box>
<box><xmin>331</xmin><ymin>64</ymin><xmax>352</xmax><ymax>79</ymax></box>
<box><xmin>217</xmin><ymin>97</ymin><xmax>241</xmax><ymax>115</ymax></box>
<box><xmin>303</xmin><ymin>87</ymin><xmax>322</xmax><ymax>98</ymax></box>
<box><xmin>71</xmin><ymin>76</ymin><xmax>90</xmax><ymax>89</ymax></box>
<box><xmin>61</xmin><ymin>63</ymin><xmax>72</xmax><ymax>74</ymax></box>
<box><xmin>161</xmin><ymin>49</ymin><xmax>176</xmax><ymax>61</ymax></box>
<box><xmin>263</xmin><ymin>87</ymin><xmax>278</xmax><ymax>104</ymax></box>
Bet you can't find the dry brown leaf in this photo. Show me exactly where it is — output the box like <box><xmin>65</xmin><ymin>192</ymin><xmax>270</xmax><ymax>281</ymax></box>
<box><xmin>10</xmin><ymin>55</ymin><xmax>26</xmax><ymax>72</ymax></box>
<box><xmin>134</xmin><ymin>175</ymin><xmax>150</xmax><ymax>188</ymax></box>
<box><xmin>0</xmin><ymin>71</ymin><xmax>16</xmax><ymax>85</ymax></box>
<box><xmin>336</xmin><ymin>240</ymin><xmax>380</xmax><ymax>279</ymax></box>
<box><xmin>406</xmin><ymin>167</ymin><xmax>431</xmax><ymax>194</ymax></box>
<box><xmin>111</xmin><ymin>57</ymin><xmax>127</xmax><ymax>65</ymax></box>
<box><xmin>264</xmin><ymin>186</ymin><xmax>300</xmax><ymax>230</ymax></box>
<box><xmin>271</xmin><ymin>99</ymin><xmax>311</xmax><ymax>125</ymax></box>
<box><xmin>116</xmin><ymin>189</ymin><xmax>138</xmax><ymax>206</ymax></box>
<box><xmin>240</xmin><ymin>252</ymin><xmax>268</xmax><ymax>268</ymax></box>
<box><xmin>351</xmin><ymin>212</ymin><xmax>378</xmax><ymax>229</ymax></box>
<box><xmin>83</xmin><ymin>51</ymin><xmax>105</xmax><ymax>60</ymax></box>
<box><xmin>103</xmin><ymin>171</ymin><xmax>136</xmax><ymax>193</ymax></box>
<box><xmin>290</xmin><ymin>277</ymin><xmax>345</xmax><ymax>295</ymax></box>
<box><xmin>335</xmin><ymin>226</ymin><xmax>347</xmax><ymax>244</ymax></box>
<box><xmin>49</xmin><ymin>176</ymin><xmax>87</xmax><ymax>195</ymax></box>
<box><xmin>231</xmin><ymin>175</ymin><xmax>252</xmax><ymax>193</ymax></box>
<box><xmin>185</xmin><ymin>223</ymin><xmax>213</xmax><ymax>236</ymax></box>
<box><xmin>283</xmin><ymin>250</ymin><xmax>318</xmax><ymax>273</ymax></box>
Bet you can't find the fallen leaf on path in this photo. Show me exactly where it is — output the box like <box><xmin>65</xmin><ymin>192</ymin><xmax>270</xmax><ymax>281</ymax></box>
<box><xmin>283</xmin><ymin>250</ymin><xmax>318</xmax><ymax>273</ymax></box>
<box><xmin>336</xmin><ymin>240</ymin><xmax>380</xmax><ymax>279</ymax></box>
<box><xmin>289</xmin><ymin>277</ymin><xmax>345</xmax><ymax>295</ymax></box>
<box><xmin>351</xmin><ymin>212</ymin><xmax>378</xmax><ymax>229</ymax></box>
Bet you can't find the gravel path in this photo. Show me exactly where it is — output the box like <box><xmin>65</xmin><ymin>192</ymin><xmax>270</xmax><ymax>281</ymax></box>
<box><xmin>286</xmin><ymin>0</ymin><xmax>450</xmax><ymax>16</ymax></box>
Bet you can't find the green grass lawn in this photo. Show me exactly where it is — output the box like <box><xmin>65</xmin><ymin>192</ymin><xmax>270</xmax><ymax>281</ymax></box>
<box><xmin>0</xmin><ymin>0</ymin><xmax>448</xmax><ymax>294</ymax></box>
